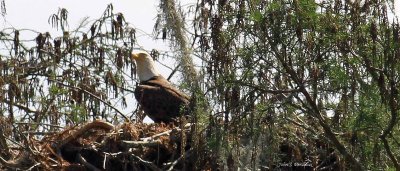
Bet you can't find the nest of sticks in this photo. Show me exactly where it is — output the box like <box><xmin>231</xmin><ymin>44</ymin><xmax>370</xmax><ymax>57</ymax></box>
<box><xmin>0</xmin><ymin>120</ymin><xmax>198</xmax><ymax>171</ymax></box>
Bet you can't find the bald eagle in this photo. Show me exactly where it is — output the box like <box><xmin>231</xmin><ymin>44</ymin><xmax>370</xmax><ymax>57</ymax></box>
<box><xmin>131</xmin><ymin>51</ymin><xmax>190</xmax><ymax>123</ymax></box>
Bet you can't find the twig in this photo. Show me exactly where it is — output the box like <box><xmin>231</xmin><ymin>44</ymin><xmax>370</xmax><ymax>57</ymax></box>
<box><xmin>167</xmin><ymin>63</ymin><xmax>181</xmax><ymax>81</ymax></box>
<box><xmin>285</xmin><ymin>117</ymin><xmax>316</xmax><ymax>135</ymax></box>
<box><xmin>227</xmin><ymin>80</ymin><xmax>300</xmax><ymax>94</ymax></box>
<box><xmin>0</xmin><ymin>156</ymin><xmax>19</xmax><ymax>168</ymax></box>
<box><xmin>140</xmin><ymin>130</ymin><xmax>173</xmax><ymax>142</ymax></box>
<box><xmin>166</xmin><ymin>149</ymin><xmax>192</xmax><ymax>171</ymax></box>
<box><xmin>102</xmin><ymin>152</ymin><xmax>124</xmax><ymax>169</ymax></box>
<box><xmin>22</xmin><ymin>131</ymin><xmax>58</xmax><ymax>135</ymax></box>
<box><xmin>0</xmin><ymin>152</ymin><xmax>34</xmax><ymax>170</ymax></box>
<box><xmin>1</xmin><ymin>99</ymin><xmax>40</xmax><ymax>114</ymax></box>
<box><xmin>122</xmin><ymin>139</ymin><xmax>161</xmax><ymax>148</ymax></box>
<box><xmin>26</xmin><ymin>162</ymin><xmax>41</xmax><ymax>171</ymax></box>
<box><xmin>77</xmin><ymin>153</ymin><xmax>102</xmax><ymax>171</ymax></box>
<box><xmin>131</xmin><ymin>154</ymin><xmax>162</xmax><ymax>171</ymax></box>
<box><xmin>140</xmin><ymin>123</ymin><xmax>192</xmax><ymax>142</ymax></box>
<box><xmin>15</xmin><ymin>122</ymin><xmax>64</xmax><ymax>129</ymax></box>
<box><xmin>50</xmin><ymin>79</ymin><xmax>130</xmax><ymax>121</ymax></box>
<box><xmin>58</xmin><ymin>120</ymin><xmax>114</xmax><ymax>148</ymax></box>
<box><xmin>0</xmin><ymin>127</ymin><xmax>11</xmax><ymax>158</ymax></box>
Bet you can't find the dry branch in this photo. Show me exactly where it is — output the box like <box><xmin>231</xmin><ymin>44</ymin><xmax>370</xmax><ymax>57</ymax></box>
<box><xmin>166</xmin><ymin>149</ymin><xmax>192</xmax><ymax>171</ymax></box>
<box><xmin>131</xmin><ymin>155</ymin><xmax>162</xmax><ymax>171</ymax></box>
<box><xmin>51</xmin><ymin>79</ymin><xmax>130</xmax><ymax>121</ymax></box>
<box><xmin>140</xmin><ymin>123</ymin><xmax>192</xmax><ymax>142</ymax></box>
<box><xmin>77</xmin><ymin>153</ymin><xmax>102</xmax><ymax>171</ymax></box>
<box><xmin>58</xmin><ymin>119</ymin><xmax>114</xmax><ymax>148</ymax></box>
<box><xmin>122</xmin><ymin>139</ymin><xmax>161</xmax><ymax>148</ymax></box>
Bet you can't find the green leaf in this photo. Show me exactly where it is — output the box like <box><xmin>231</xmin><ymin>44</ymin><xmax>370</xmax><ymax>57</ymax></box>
<box><xmin>250</xmin><ymin>11</ymin><xmax>263</xmax><ymax>23</ymax></box>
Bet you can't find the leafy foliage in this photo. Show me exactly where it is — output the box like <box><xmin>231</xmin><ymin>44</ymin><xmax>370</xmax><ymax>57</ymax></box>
<box><xmin>180</xmin><ymin>0</ymin><xmax>400</xmax><ymax>170</ymax></box>
<box><xmin>0</xmin><ymin>4</ymin><xmax>137</xmax><ymax>128</ymax></box>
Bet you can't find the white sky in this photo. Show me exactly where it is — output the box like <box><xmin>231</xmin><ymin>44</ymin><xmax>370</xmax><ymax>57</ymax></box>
<box><xmin>1</xmin><ymin>0</ymin><xmax>398</xmax><ymax>54</ymax></box>
<box><xmin>1</xmin><ymin>0</ymin><xmax>399</xmax><ymax>46</ymax></box>
<box><xmin>1</xmin><ymin>0</ymin><xmax>170</xmax><ymax>50</ymax></box>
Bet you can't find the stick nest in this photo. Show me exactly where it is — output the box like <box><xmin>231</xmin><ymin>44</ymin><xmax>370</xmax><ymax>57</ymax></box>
<box><xmin>0</xmin><ymin>120</ymin><xmax>196</xmax><ymax>171</ymax></box>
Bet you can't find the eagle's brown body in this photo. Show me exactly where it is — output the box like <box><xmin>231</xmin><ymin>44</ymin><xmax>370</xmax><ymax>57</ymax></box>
<box><xmin>134</xmin><ymin>75</ymin><xmax>190</xmax><ymax>123</ymax></box>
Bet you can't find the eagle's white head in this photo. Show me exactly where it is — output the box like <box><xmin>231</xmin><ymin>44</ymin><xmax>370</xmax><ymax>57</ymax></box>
<box><xmin>131</xmin><ymin>51</ymin><xmax>160</xmax><ymax>82</ymax></box>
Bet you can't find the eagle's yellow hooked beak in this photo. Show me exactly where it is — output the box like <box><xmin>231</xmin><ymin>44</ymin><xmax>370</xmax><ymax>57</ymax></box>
<box><xmin>131</xmin><ymin>53</ymin><xmax>140</xmax><ymax>60</ymax></box>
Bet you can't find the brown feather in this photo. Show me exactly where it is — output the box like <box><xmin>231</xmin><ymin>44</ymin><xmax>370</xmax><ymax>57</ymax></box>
<box><xmin>134</xmin><ymin>76</ymin><xmax>190</xmax><ymax>123</ymax></box>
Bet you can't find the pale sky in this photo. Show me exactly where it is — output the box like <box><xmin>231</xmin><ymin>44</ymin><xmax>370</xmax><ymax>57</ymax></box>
<box><xmin>1</xmin><ymin>0</ymin><xmax>171</xmax><ymax>50</ymax></box>
<box><xmin>1</xmin><ymin>0</ymin><xmax>398</xmax><ymax>50</ymax></box>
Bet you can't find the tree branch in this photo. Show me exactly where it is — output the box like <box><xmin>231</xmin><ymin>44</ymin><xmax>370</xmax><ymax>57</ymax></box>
<box><xmin>51</xmin><ymin>79</ymin><xmax>130</xmax><ymax>121</ymax></box>
<box><xmin>269</xmin><ymin>37</ymin><xmax>364</xmax><ymax>170</ymax></box>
